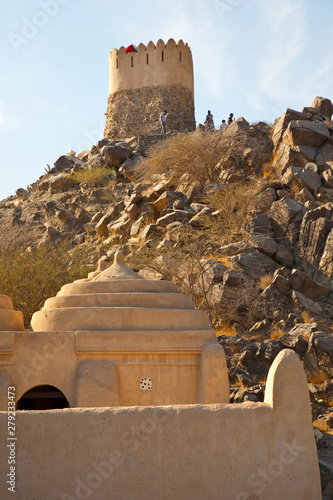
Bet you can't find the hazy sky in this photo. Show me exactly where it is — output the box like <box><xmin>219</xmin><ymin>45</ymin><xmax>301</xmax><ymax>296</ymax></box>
<box><xmin>0</xmin><ymin>0</ymin><xmax>332</xmax><ymax>200</ymax></box>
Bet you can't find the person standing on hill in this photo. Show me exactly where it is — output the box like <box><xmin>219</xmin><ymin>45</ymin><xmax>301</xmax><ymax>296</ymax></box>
<box><xmin>228</xmin><ymin>113</ymin><xmax>234</xmax><ymax>125</ymax></box>
<box><xmin>220</xmin><ymin>119</ymin><xmax>227</xmax><ymax>130</ymax></box>
<box><xmin>205</xmin><ymin>110</ymin><xmax>215</xmax><ymax>131</ymax></box>
<box><xmin>160</xmin><ymin>110</ymin><xmax>168</xmax><ymax>135</ymax></box>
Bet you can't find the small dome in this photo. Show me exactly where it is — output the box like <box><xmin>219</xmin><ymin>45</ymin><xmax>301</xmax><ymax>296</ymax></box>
<box><xmin>0</xmin><ymin>295</ymin><xmax>25</xmax><ymax>331</ymax></box>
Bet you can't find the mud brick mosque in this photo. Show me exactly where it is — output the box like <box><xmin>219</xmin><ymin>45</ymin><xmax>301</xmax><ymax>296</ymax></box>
<box><xmin>0</xmin><ymin>39</ymin><xmax>321</xmax><ymax>500</ymax></box>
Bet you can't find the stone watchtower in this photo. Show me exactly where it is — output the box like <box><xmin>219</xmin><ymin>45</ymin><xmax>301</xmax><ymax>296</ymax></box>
<box><xmin>104</xmin><ymin>38</ymin><xmax>196</xmax><ymax>138</ymax></box>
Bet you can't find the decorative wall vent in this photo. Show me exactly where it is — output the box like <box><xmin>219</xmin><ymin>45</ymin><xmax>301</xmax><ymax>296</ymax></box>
<box><xmin>140</xmin><ymin>378</ymin><xmax>152</xmax><ymax>391</ymax></box>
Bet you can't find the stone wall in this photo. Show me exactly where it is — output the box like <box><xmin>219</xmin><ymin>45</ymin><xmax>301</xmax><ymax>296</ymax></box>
<box><xmin>104</xmin><ymin>84</ymin><xmax>195</xmax><ymax>139</ymax></box>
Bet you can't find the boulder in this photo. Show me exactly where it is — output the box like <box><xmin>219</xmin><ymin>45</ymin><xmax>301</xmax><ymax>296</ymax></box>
<box><xmin>124</xmin><ymin>191</ymin><xmax>142</xmax><ymax>207</ymax></box>
<box><xmin>55</xmin><ymin>207</ymin><xmax>75</xmax><ymax>223</ymax></box>
<box><xmin>281</xmin><ymin>165</ymin><xmax>322</xmax><ymax>195</ymax></box>
<box><xmin>183</xmin><ymin>186</ymin><xmax>201</xmax><ymax>204</ymax></box>
<box><xmin>38</xmin><ymin>174</ymin><xmax>78</xmax><ymax>192</ymax></box>
<box><xmin>118</xmin><ymin>155</ymin><xmax>141</xmax><ymax>182</ymax></box>
<box><xmin>274</xmin><ymin>244</ymin><xmax>293</xmax><ymax>268</ymax></box>
<box><xmin>256</xmin><ymin>188</ymin><xmax>277</xmax><ymax>213</ymax></box>
<box><xmin>278</xmin><ymin>331</ymin><xmax>308</xmax><ymax>356</ymax></box>
<box><xmin>243</xmin><ymin>213</ymin><xmax>272</xmax><ymax>236</ymax></box>
<box><xmin>296</xmin><ymin>188</ymin><xmax>315</xmax><ymax>204</ymax></box>
<box><xmin>322</xmin><ymin>167</ymin><xmax>333</xmax><ymax>189</ymax></box>
<box><xmin>305</xmin><ymin>331</ymin><xmax>333</xmax><ymax>379</ymax></box>
<box><xmin>272</xmin><ymin>108</ymin><xmax>312</xmax><ymax>146</ymax></box>
<box><xmin>141</xmin><ymin>203</ymin><xmax>159</xmax><ymax>224</ymax></box>
<box><xmin>153</xmin><ymin>191</ymin><xmax>180</xmax><ymax>213</ymax></box>
<box><xmin>53</xmin><ymin>155</ymin><xmax>85</xmax><ymax>173</ymax></box>
<box><xmin>101</xmin><ymin>143</ymin><xmax>132</xmax><ymax>166</ymax></box>
<box><xmin>95</xmin><ymin>208</ymin><xmax>119</xmax><ymax>236</ymax></box>
<box><xmin>291</xmin><ymin>290</ymin><xmax>322</xmax><ymax>316</ymax></box>
<box><xmin>316</xmin><ymin>144</ymin><xmax>333</xmax><ymax>169</ymax></box>
<box><xmin>288</xmin><ymin>269</ymin><xmax>330</xmax><ymax>299</ymax></box>
<box><xmin>15</xmin><ymin>188</ymin><xmax>29</xmax><ymax>200</ymax></box>
<box><xmin>271</xmin><ymin>275</ymin><xmax>292</xmax><ymax>294</ymax></box>
<box><xmin>107</xmin><ymin>213</ymin><xmax>132</xmax><ymax>237</ymax></box>
<box><xmin>125</xmin><ymin>203</ymin><xmax>140</xmax><ymax>220</ymax></box>
<box><xmin>285</xmin><ymin>120</ymin><xmax>330</xmax><ymax>149</ymax></box>
<box><xmin>297</xmin><ymin>145</ymin><xmax>317</xmax><ymax>162</ymax></box>
<box><xmin>311</xmin><ymin>96</ymin><xmax>333</xmax><ymax>119</ymax></box>
<box><xmin>231</xmin><ymin>248</ymin><xmax>280</xmax><ymax>279</ymax></box>
<box><xmin>130</xmin><ymin>217</ymin><xmax>143</xmax><ymax>237</ymax></box>
<box><xmin>249</xmin><ymin>234</ymin><xmax>278</xmax><ymax>257</ymax></box>
<box><xmin>77</xmin><ymin>150</ymin><xmax>90</xmax><ymax>161</ymax></box>
<box><xmin>156</xmin><ymin>210</ymin><xmax>193</xmax><ymax>227</ymax></box>
<box><xmin>298</xmin><ymin>206</ymin><xmax>333</xmax><ymax>271</ymax></box>
<box><xmin>268</xmin><ymin>196</ymin><xmax>303</xmax><ymax>239</ymax></box>
<box><xmin>274</xmin><ymin>143</ymin><xmax>307</xmax><ymax>176</ymax></box>
<box><xmin>224</xmin><ymin>117</ymin><xmax>249</xmax><ymax>134</ymax></box>
<box><xmin>317</xmin><ymin>229</ymin><xmax>333</xmax><ymax>280</ymax></box>
<box><xmin>137</xmin><ymin>224</ymin><xmax>162</xmax><ymax>242</ymax></box>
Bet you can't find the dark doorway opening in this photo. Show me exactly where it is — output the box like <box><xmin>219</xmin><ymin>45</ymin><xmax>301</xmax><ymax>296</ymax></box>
<box><xmin>17</xmin><ymin>385</ymin><xmax>69</xmax><ymax>410</ymax></box>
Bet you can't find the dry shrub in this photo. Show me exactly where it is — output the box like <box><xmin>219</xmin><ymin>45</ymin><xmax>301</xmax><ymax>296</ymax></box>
<box><xmin>203</xmin><ymin>181</ymin><xmax>260</xmax><ymax>246</ymax></box>
<box><xmin>270</xmin><ymin>327</ymin><xmax>285</xmax><ymax>340</ymax></box>
<box><xmin>215</xmin><ymin>320</ymin><xmax>237</xmax><ymax>337</ymax></box>
<box><xmin>301</xmin><ymin>310</ymin><xmax>312</xmax><ymax>323</ymax></box>
<box><xmin>259</xmin><ymin>274</ymin><xmax>273</xmax><ymax>290</ymax></box>
<box><xmin>0</xmin><ymin>241</ymin><xmax>93</xmax><ymax>328</ymax></box>
<box><xmin>137</xmin><ymin>129</ymin><xmax>263</xmax><ymax>189</ymax></box>
<box><xmin>288</xmin><ymin>177</ymin><xmax>304</xmax><ymax>197</ymax></box>
<box><xmin>137</xmin><ymin>131</ymin><xmax>226</xmax><ymax>188</ymax></box>
<box><xmin>66</xmin><ymin>165</ymin><xmax>115</xmax><ymax>187</ymax></box>
<box><xmin>261</xmin><ymin>152</ymin><xmax>278</xmax><ymax>180</ymax></box>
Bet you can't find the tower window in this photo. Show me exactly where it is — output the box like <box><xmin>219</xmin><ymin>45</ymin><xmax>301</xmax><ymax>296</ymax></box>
<box><xmin>146</xmin><ymin>54</ymin><xmax>149</xmax><ymax>65</ymax></box>
<box><xmin>161</xmin><ymin>51</ymin><xmax>164</xmax><ymax>62</ymax></box>
<box><xmin>179</xmin><ymin>51</ymin><xmax>182</xmax><ymax>62</ymax></box>
<box><xmin>131</xmin><ymin>56</ymin><xmax>133</xmax><ymax>68</ymax></box>
<box><xmin>116</xmin><ymin>58</ymin><xmax>118</xmax><ymax>69</ymax></box>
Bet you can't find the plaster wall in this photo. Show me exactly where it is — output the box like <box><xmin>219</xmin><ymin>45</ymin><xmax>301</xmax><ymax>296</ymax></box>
<box><xmin>0</xmin><ymin>350</ymin><xmax>321</xmax><ymax>500</ymax></box>
<box><xmin>0</xmin><ymin>330</ymin><xmax>228</xmax><ymax>409</ymax></box>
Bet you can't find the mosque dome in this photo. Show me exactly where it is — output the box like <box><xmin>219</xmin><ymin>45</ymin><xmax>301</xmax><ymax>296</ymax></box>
<box><xmin>31</xmin><ymin>251</ymin><xmax>211</xmax><ymax>333</ymax></box>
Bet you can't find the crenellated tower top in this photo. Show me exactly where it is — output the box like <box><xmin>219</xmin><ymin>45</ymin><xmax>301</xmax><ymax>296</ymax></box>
<box><xmin>109</xmin><ymin>38</ymin><xmax>194</xmax><ymax>97</ymax></box>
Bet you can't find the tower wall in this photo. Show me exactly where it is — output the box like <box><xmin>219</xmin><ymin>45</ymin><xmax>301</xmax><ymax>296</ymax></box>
<box><xmin>109</xmin><ymin>39</ymin><xmax>194</xmax><ymax>96</ymax></box>
<box><xmin>105</xmin><ymin>39</ymin><xmax>195</xmax><ymax>138</ymax></box>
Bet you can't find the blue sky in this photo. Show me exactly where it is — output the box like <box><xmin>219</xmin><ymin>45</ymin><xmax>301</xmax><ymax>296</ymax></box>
<box><xmin>0</xmin><ymin>0</ymin><xmax>332</xmax><ymax>200</ymax></box>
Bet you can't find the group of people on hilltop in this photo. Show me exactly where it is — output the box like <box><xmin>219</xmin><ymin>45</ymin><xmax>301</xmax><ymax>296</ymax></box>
<box><xmin>159</xmin><ymin>109</ymin><xmax>235</xmax><ymax>135</ymax></box>
<box><xmin>204</xmin><ymin>110</ymin><xmax>234</xmax><ymax>131</ymax></box>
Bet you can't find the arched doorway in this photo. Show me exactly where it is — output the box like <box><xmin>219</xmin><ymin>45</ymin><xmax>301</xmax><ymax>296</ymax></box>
<box><xmin>17</xmin><ymin>385</ymin><xmax>70</xmax><ymax>410</ymax></box>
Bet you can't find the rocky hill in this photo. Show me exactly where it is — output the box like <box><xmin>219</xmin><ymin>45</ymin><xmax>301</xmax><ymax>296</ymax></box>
<box><xmin>2</xmin><ymin>96</ymin><xmax>333</xmax><ymax>492</ymax></box>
